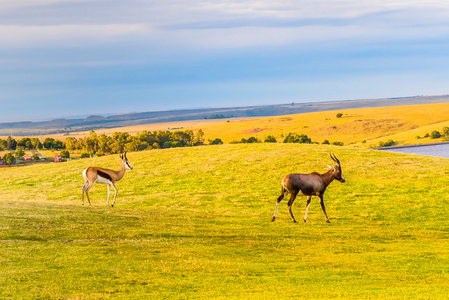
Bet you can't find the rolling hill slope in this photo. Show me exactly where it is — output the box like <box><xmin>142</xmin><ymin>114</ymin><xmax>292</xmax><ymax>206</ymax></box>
<box><xmin>1</xmin><ymin>144</ymin><xmax>449</xmax><ymax>298</ymax></box>
<box><xmin>190</xmin><ymin>102</ymin><xmax>449</xmax><ymax>147</ymax></box>
<box><xmin>33</xmin><ymin>102</ymin><xmax>449</xmax><ymax>149</ymax></box>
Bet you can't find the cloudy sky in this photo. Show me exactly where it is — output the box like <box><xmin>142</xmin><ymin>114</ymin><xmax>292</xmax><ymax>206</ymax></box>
<box><xmin>1</xmin><ymin>0</ymin><xmax>449</xmax><ymax>121</ymax></box>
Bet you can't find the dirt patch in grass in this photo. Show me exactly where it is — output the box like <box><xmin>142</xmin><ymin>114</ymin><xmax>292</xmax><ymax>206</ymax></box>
<box><xmin>243</xmin><ymin>128</ymin><xmax>267</xmax><ymax>134</ymax></box>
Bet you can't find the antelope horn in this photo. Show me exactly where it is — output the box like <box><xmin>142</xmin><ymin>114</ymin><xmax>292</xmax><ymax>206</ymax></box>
<box><xmin>330</xmin><ymin>153</ymin><xmax>340</xmax><ymax>165</ymax></box>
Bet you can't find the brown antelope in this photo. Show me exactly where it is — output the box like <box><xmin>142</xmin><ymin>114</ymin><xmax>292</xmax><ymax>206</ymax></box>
<box><xmin>272</xmin><ymin>153</ymin><xmax>345</xmax><ymax>223</ymax></box>
<box><xmin>81</xmin><ymin>152</ymin><xmax>133</xmax><ymax>207</ymax></box>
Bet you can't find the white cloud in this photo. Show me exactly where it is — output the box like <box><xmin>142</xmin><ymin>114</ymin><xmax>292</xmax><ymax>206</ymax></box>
<box><xmin>0</xmin><ymin>23</ymin><xmax>152</xmax><ymax>48</ymax></box>
<box><xmin>0</xmin><ymin>0</ymin><xmax>448</xmax><ymax>51</ymax></box>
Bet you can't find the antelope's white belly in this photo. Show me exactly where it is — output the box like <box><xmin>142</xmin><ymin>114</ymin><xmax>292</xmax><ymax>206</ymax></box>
<box><xmin>96</xmin><ymin>176</ymin><xmax>112</xmax><ymax>185</ymax></box>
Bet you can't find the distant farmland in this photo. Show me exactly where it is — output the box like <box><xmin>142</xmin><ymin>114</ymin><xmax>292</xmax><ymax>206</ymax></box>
<box><xmin>15</xmin><ymin>102</ymin><xmax>449</xmax><ymax>150</ymax></box>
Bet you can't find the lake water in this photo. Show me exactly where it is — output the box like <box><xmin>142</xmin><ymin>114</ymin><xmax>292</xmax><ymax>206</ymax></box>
<box><xmin>384</xmin><ymin>143</ymin><xmax>449</xmax><ymax>159</ymax></box>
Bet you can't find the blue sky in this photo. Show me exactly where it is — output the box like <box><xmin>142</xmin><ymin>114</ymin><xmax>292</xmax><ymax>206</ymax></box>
<box><xmin>1</xmin><ymin>0</ymin><xmax>449</xmax><ymax>122</ymax></box>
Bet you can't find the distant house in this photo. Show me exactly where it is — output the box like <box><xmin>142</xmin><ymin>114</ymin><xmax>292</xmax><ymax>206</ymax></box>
<box><xmin>54</xmin><ymin>155</ymin><xmax>62</xmax><ymax>162</ymax></box>
<box><xmin>39</xmin><ymin>156</ymin><xmax>47</xmax><ymax>161</ymax></box>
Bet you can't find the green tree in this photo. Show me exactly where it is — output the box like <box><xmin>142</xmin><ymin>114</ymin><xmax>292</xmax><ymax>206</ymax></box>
<box><xmin>110</xmin><ymin>132</ymin><xmax>131</xmax><ymax>154</ymax></box>
<box><xmin>136</xmin><ymin>130</ymin><xmax>157</xmax><ymax>146</ymax></box>
<box><xmin>43</xmin><ymin>137</ymin><xmax>55</xmax><ymax>149</ymax></box>
<box><xmin>332</xmin><ymin>141</ymin><xmax>344</xmax><ymax>146</ymax></box>
<box><xmin>264</xmin><ymin>135</ymin><xmax>277</xmax><ymax>143</ymax></box>
<box><xmin>378</xmin><ymin>139</ymin><xmax>395</xmax><ymax>147</ymax></box>
<box><xmin>173</xmin><ymin>130</ymin><xmax>194</xmax><ymax>146</ymax></box>
<box><xmin>30</xmin><ymin>138</ymin><xmax>42</xmax><ymax>150</ymax></box>
<box><xmin>430</xmin><ymin>131</ymin><xmax>441</xmax><ymax>139</ymax></box>
<box><xmin>196</xmin><ymin>129</ymin><xmax>205</xmax><ymax>145</ymax></box>
<box><xmin>82</xmin><ymin>131</ymin><xmax>99</xmax><ymax>154</ymax></box>
<box><xmin>155</xmin><ymin>131</ymin><xmax>172</xmax><ymax>146</ymax></box>
<box><xmin>15</xmin><ymin>149</ymin><xmax>25</xmax><ymax>159</ymax></box>
<box><xmin>126</xmin><ymin>139</ymin><xmax>149</xmax><ymax>152</ymax></box>
<box><xmin>17</xmin><ymin>138</ymin><xmax>32</xmax><ymax>149</ymax></box>
<box><xmin>442</xmin><ymin>126</ymin><xmax>449</xmax><ymax>137</ymax></box>
<box><xmin>97</xmin><ymin>134</ymin><xmax>112</xmax><ymax>153</ymax></box>
<box><xmin>336</xmin><ymin>113</ymin><xmax>343</xmax><ymax>118</ymax></box>
<box><xmin>283</xmin><ymin>133</ymin><xmax>312</xmax><ymax>144</ymax></box>
<box><xmin>2</xmin><ymin>153</ymin><xmax>14</xmax><ymax>165</ymax></box>
<box><xmin>65</xmin><ymin>137</ymin><xmax>79</xmax><ymax>151</ymax></box>
<box><xmin>54</xmin><ymin>139</ymin><xmax>64</xmax><ymax>150</ymax></box>
<box><xmin>246</xmin><ymin>137</ymin><xmax>260</xmax><ymax>143</ymax></box>
<box><xmin>208</xmin><ymin>138</ymin><xmax>223</xmax><ymax>145</ymax></box>
<box><xmin>6</xmin><ymin>136</ymin><xmax>16</xmax><ymax>150</ymax></box>
<box><xmin>60</xmin><ymin>150</ymin><xmax>70</xmax><ymax>159</ymax></box>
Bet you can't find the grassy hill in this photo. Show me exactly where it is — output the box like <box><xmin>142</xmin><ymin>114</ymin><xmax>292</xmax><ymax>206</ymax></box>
<box><xmin>193</xmin><ymin>103</ymin><xmax>449</xmax><ymax>147</ymax></box>
<box><xmin>1</xmin><ymin>144</ymin><xmax>449</xmax><ymax>298</ymax></box>
<box><xmin>20</xmin><ymin>102</ymin><xmax>449</xmax><ymax>150</ymax></box>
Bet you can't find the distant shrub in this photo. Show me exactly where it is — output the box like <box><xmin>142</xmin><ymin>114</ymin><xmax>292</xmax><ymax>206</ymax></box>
<box><xmin>361</xmin><ymin>140</ymin><xmax>366</xmax><ymax>144</ymax></box>
<box><xmin>80</xmin><ymin>153</ymin><xmax>89</xmax><ymax>159</ymax></box>
<box><xmin>163</xmin><ymin>141</ymin><xmax>183</xmax><ymax>148</ymax></box>
<box><xmin>209</xmin><ymin>138</ymin><xmax>223</xmax><ymax>145</ymax></box>
<box><xmin>231</xmin><ymin>137</ymin><xmax>261</xmax><ymax>144</ymax></box>
<box><xmin>60</xmin><ymin>150</ymin><xmax>70</xmax><ymax>158</ymax></box>
<box><xmin>378</xmin><ymin>139</ymin><xmax>395</xmax><ymax>147</ymax></box>
<box><xmin>332</xmin><ymin>141</ymin><xmax>344</xmax><ymax>146</ymax></box>
<box><xmin>322</xmin><ymin>140</ymin><xmax>330</xmax><ymax>145</ymax></box>
<box><xmin>415</xmin><ymin>136</ymin><xmax>420</xmax><ymax>139</ymax></box>
<box><xmin>264</xmin><ymin>135</ymin><xmax>277</xmax><ymax>143</ymax></box>
<box><xmin>283</xmin><ymin>133</ymin><xmax>312</xmax><ymax>144</ymax></box>
<box><xmin>430</xmin><ymin>131</ymin><xmax>441</xmax><ymax>139</ymax></box>
<box><xmin>33</xmin><ymin>154</ymin><xmax>40</xmax><ymax>161</ymax></box>
<box><xmin>247</xmin><ymin>137</ymin><xmax>260</xmax><ymax>143</ymax></box>
<box><xmin>442</xmin><ymin>126</ymin><xmax>449</xmax><ymax>137</ymax></box>
<box><xmin>336</xmin><ymin>113</ymin><xmax>343</xmax><ymax>118</ymax></box>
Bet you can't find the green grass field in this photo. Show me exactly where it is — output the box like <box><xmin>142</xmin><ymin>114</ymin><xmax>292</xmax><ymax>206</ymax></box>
<box><xmin>1</xmin><ymin>144</ymin><xmax>449</xmax><ymax>299</ymax></box>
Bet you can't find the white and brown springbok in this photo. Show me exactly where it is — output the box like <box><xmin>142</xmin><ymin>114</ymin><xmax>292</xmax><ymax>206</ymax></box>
<box><xmin>81</xmin><ymin>152</ymin><xmax>133</xmax><ymax>207</ymax></box>
<box><xmin>272</xmin><ymin>153</ymin><xmax>345</xmax><ymax>223</ymax></box>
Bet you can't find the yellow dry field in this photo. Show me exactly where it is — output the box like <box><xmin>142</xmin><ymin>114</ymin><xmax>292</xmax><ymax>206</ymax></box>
<box><xmin>3</xmin><ymin>102</ymin><xmax>449</xmax><ymax>147</ymax></box>
<box><xmin>0</xmin><ymin>118</ymin><xmax>254</xmax><ymax>140</ymax></box>
<box><xmin>194</xmin><ymin>102</ymin><xmax>449</xmax><ymax>147</ymax></box>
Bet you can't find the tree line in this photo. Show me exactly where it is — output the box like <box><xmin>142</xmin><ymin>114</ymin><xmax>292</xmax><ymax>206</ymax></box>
<box><xmin>230</xmin><ymin>133</ymin><xmax>344</xmax><ymax>146</ymax></box>
<box><xmin>1</xmin><ymin>129</ymin><xmax>345</xmax><ymax>166</ymax></box>
<box><xmin>0</xmin><ymin>129</ymin><xmax>207</xmax><ymax>156</ymax></box>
